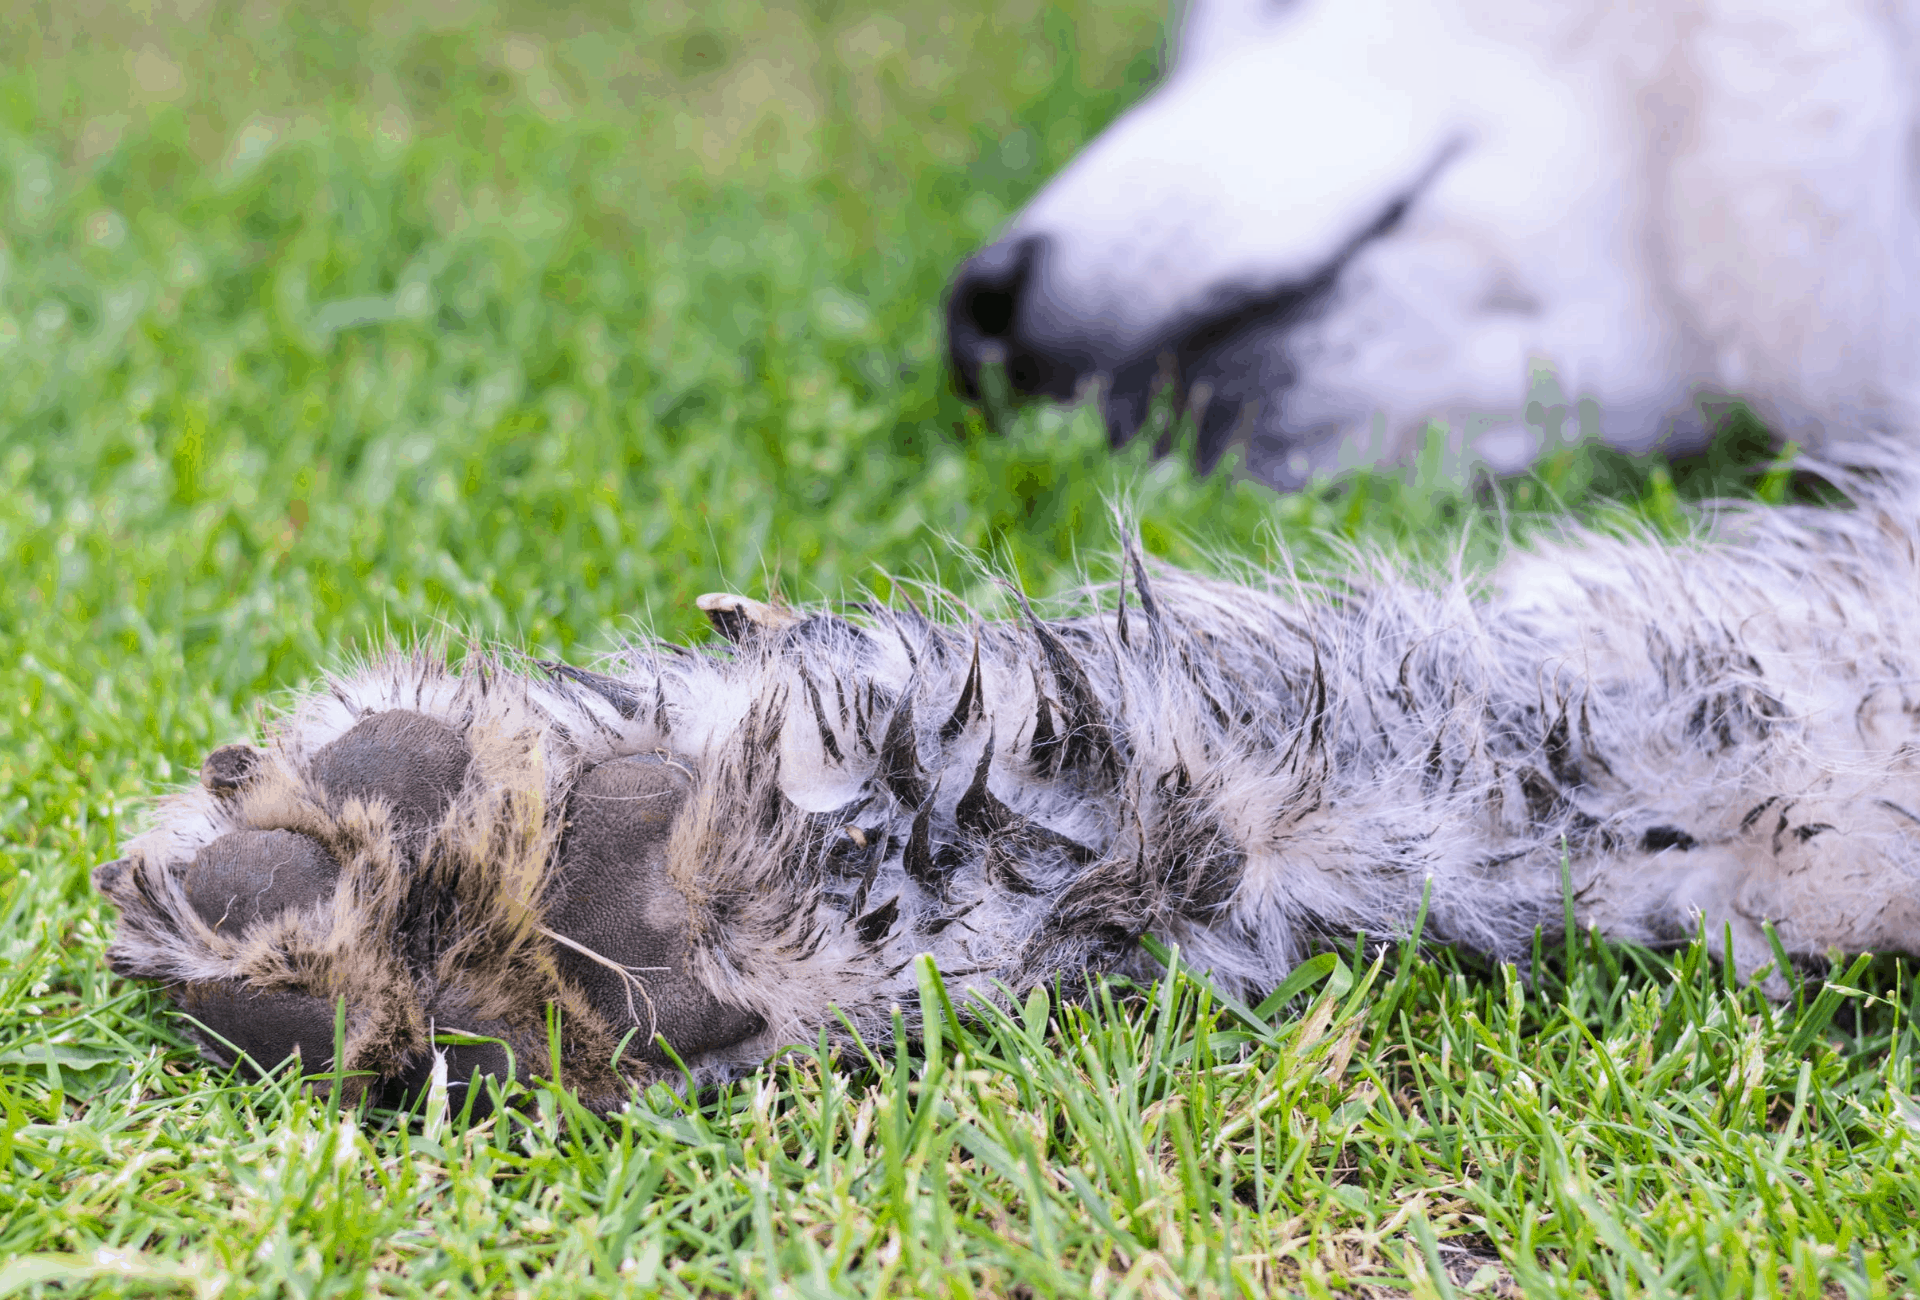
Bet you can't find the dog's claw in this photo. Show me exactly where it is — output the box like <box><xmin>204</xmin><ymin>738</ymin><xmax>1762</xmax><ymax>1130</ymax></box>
<box><xmin>697</xmin><ymin>591</ymin><xmax>799</xmax><ymax>643</ymax></box>
<box><xmin>200</xmin><ymin>745</ymin><xmax>262</xmax><ymax>795</ymax></box>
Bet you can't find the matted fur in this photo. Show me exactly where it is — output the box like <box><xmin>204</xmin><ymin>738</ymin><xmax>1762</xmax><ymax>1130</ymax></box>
<box><xmin>96</xmin><ymin>475</ymin><xmax>1920</xmax><ymax>1105</ymax></box>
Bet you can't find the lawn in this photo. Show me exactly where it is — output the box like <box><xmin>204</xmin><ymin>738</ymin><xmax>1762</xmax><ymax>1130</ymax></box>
<box><xmin>1</xmin><ymin>1</ymin><xmax>1916</xmax><ymax>1295</ymax></box>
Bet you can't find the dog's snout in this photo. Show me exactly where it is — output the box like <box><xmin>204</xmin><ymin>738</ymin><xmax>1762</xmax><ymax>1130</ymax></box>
<box><xmin>951</xmin><ymin>237</ymin><xmax>1031</xmax><ymax>343</ymax></box>
<box><xmin>946</xmin><ymin>235</ymin><xmax>1079</xmax><ymax>402</ymax></box>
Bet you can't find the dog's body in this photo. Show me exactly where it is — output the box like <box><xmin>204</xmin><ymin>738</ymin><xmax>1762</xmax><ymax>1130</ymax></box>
<box><xmin>95</xmin><ymin>480</ymin><xmax>1920</xmax><ymax>1106</ymax></box>
<box><xmin>947</xmin><ymin>0</ymin><xmax>1920</xmax><ymax>487</ymax></box>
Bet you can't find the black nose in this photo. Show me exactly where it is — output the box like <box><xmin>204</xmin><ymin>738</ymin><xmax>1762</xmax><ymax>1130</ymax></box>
<box><xmin>945</xmin><ymin>235</ymin><xmax>1079</xmax><ymax>403</ymax></box>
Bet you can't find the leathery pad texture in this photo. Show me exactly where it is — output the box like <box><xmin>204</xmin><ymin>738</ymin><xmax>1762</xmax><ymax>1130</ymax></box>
<box><xmin>96</xmin><ymin>482</ymin><xmax>1920</xmax><ymax>1111</ymax></box>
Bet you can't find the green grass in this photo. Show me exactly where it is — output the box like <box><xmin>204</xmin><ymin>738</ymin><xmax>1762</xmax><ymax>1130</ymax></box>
<box><xmin>2</xmin><ymin>2</ymin><xmax>1916</xmax><ymax>1295</ymax></box>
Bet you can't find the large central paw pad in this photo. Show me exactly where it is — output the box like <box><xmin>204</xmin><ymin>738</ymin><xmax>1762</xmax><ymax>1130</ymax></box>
<box><xmin>545</xmin><ymin>756</ymin><xmax>765</xmax><ymax>1062</ymax></box>
<box><xmin>95</xmin><ymin>693</ymin><xmax>766</xmax><ymax>1113</ymax></box>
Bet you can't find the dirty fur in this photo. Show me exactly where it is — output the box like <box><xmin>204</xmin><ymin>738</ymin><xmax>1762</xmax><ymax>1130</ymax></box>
<box><xmin>95</xmin><ymin>469</ymin><xmax>1920</xmax><ymax>1105</ymax></box>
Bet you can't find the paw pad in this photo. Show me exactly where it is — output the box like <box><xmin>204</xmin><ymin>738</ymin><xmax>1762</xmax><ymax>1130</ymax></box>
<box><xmin>97</xmin><ymin>677</ymin><xmax>769</xmax><ymax>1114</ymax></box>
<box><xmin>309</xmin><ymin>710</ymin><xmax>471</xmax><ymax>845</ymax></box>
<box><xmin>174</xmin><ymin>983</ymin><xmax>345</xmax><ymax>1078</ymax></box>
<box><xmin>183</xmin><ymin>829</ymin><xmax>339</xmax><ymax>935</ymax></box>
<box><xmin>545</xmin><ymin>755</ymin><xmax>764</xmax><ymax>1063</ymax></box>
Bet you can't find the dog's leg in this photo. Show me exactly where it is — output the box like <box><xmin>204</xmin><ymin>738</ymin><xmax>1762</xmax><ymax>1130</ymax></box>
<box><xmin>1580</xmin><ymin>784</ymin><xmax>1920</xmax><ymax>989</ymax></box>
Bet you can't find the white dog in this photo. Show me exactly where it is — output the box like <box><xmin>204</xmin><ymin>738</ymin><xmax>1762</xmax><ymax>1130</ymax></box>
<box><xmin>946</xmin><ymin>0</ymin><xmax>1920</xmax><ymax>487</ymax></box>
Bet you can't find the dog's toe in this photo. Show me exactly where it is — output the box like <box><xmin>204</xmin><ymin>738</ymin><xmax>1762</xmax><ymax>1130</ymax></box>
<box><xmin>176</xmin><ymin>981</ymin><xmax>346</xmax><ymax>1074</ymax></box>
<box><xmin>200</xmin><ymin>744</ymin><xmax>263</xmax><ymax>796</ymax></box>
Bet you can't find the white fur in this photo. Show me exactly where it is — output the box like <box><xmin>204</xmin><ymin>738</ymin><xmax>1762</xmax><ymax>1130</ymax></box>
<box><xmin>103</xmin><ymin>475</ymin><xmax>1920</xmax><ymax>1088</ymax></box>
<box><xmin>959</xmin><ymin>0</ymin><xmax>1920</xmax><ymax>485</ymax></box>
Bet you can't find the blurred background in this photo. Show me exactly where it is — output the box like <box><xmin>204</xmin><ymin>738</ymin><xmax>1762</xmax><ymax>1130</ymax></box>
<box><xmin>2</xmin><ymin>0</ymin><xmax>1276</xmax><ymax>690</ymax></box>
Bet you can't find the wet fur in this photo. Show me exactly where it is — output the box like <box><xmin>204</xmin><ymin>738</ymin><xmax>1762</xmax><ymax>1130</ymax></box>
<box><xmin>97</xmin><ymin>476</ymin><xmax>1920</xmax><ymax>1101</ymax></box>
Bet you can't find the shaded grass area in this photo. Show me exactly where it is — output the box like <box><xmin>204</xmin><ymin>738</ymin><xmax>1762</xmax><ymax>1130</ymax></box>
<box><xmin>2</xmin><ymin>1</ymin><xmax>1916</xmax><ymax>1295</ymax></box>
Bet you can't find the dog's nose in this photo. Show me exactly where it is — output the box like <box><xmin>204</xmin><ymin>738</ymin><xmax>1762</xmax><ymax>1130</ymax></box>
<box><xmin>945</xmin><ymin>234</ymin><xmax>1080</xmax><ymax>402</ymax></box>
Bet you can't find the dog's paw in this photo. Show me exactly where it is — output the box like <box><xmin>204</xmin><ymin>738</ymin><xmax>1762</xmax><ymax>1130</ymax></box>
<box><xmin>94</xmin><ymin>662</ymin><xmax>767</xmax><ymax>1114</ymax></box>
<box><xmin>96</xmin><ymin>603</ymin><xmax>1172</xmax><ymax>1117</ymax></box>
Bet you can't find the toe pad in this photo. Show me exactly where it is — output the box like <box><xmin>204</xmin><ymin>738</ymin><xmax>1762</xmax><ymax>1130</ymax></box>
<box><xmin>184</xmin><ymin>829</ymin><xmax>340</xmax><ymax>935</ymax></box>
<box><xmin>311</xmin><ymin>711</ymin><xmax>471</xmax><ymax>843</ymax></box>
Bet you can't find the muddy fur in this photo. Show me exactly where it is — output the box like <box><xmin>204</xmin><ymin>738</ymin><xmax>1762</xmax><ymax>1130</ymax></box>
<box><xmin>95</xmin><ymin>470</ymin><xmax>1920</xmax><ymax>1109</ymax></box>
